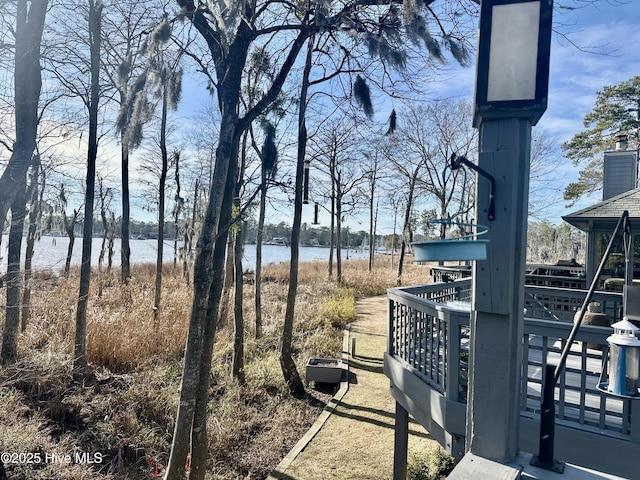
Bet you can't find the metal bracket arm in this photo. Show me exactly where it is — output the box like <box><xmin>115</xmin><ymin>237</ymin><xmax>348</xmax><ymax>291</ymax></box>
<box><xmin>450</xmin><ymin>153</ymin><xmax>496</xmax><ymax>221</ymax></box>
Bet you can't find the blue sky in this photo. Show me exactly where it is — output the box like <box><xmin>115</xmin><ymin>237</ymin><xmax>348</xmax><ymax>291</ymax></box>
<box><xmin>420</xmin><ymin>0</ymin><xmax>640</xmax><ymax>226</ymax></box>
<box><xmin>285</xmin><ymin>1</ymin><xmax>640</xmax><ymax>232</ymax></box>
<box><xmin>161</xmin><ymin>2</ymin><xmax>640</xmax><ymax>233</ymax></box>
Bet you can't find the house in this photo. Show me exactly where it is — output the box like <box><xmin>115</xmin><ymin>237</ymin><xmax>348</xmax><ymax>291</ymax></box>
<box><xmin>563</xmin><ymin>138</ymin><xmax>640</xmax><ymax>289</ymax></box>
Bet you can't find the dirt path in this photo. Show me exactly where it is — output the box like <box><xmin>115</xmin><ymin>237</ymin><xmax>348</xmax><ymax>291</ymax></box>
<box><xmin>273</xmin><ymin>295</ymin><xmax>439</xmax><ymax>480</ymax></box>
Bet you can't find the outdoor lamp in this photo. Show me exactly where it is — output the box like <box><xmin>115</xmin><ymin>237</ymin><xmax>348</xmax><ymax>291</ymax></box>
<box><xmin>473</xmin><ymin>0</ymin><xmax>553</xmax><ymax>127</ymax></box>
<box><xmin>598</xmin><ymin>319</ymin><xmax>640</xmax><ymax>398</ymax></box>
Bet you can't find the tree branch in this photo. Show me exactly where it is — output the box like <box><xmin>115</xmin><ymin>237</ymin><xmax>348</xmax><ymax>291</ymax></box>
<box><xmin>239</xmin><ymin>21</ymin><xmax>310</xmax><ymax>132</ymax></box>
<box><xmin>176</xmin><ymin>0</ymin><xmax>226</xmax><ymax>81</ymax></box>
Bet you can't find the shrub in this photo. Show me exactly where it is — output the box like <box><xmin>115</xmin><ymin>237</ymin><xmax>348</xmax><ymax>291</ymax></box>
<box><xmin>407</xmin><ymin>447</ymin><xmax>456</xmax><ymax>480</ymax></box>
<box><xmin>321</xmin><ymin>288</ymin><xmax>356</xmax><ymax>329</ymax></box>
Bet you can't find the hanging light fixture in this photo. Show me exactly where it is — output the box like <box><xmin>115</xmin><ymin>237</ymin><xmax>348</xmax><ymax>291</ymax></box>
<box><xmin>473</xmin><ymin>0</ymin><xmax>553</xmax><ymax>127</ymax></box>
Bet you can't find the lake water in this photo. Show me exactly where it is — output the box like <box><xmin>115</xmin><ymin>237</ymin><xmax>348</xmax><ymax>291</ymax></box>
<box><xmin>0</xmin><ymin>235</ymin><xmax>369</xmax><ymax>273</ymax></box>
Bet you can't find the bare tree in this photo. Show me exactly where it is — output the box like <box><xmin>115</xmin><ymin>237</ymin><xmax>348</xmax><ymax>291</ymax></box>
<box><xmin>21</xmin><ymin>158</ymin><xmax>47</xmax><ymax>330</ymax></box>
<box><xmin>383</xmin><ymin>100</ymin><xmax>477</xmax><ymax>282</ymax></box>
<box><xmin>0</xmin><ymin>0</ymin><xmax>49</xmax><ymax>363</ymax></box>
<box><xmin>97</xmin><ymin>175</ymin><xmax>114</xmax><ymax>274</ymax></box>
<box><xmin>360</xmin><ymin>140</ymin><xmax>387</xmax><ymax>271</ymax></box>
<box><xmin>382</xmin><ymin>130</ymin><xmax>427</xmax><ymax>285</ymax></box>
<box><xmin>104</xmin><ymin>0</ymin><xmax>164</xmax><ymax>284</ymax></box>
<box><xmin>254</xmin><ymin>120</ymin><xmax>278</xmax><ymax>339</ymax></box>
<box><xmin>529</xmin><ymin>128</ymin><xmax>564</xmax><ymax>218</ymax></box>
<box><xmin>165</xmin><ymin>2</ymin><xmax>475</xmax><ymax>477</ymax></box>
<box><xmin>1</xmin><ymin>183</ymin><xmax>27</xmax><ymax>364</ymax></box>
<box><xmin>0</xmin><ymin>0</ymin><xmax>48</xmax><ymax>240</ymax></box>
<box><xmin>147</xmin><ymin>27</ymin><xmax>183</xmax><ymax>319</ymax></box>
<box><xmin>311</xmin><ymin>117</ymin><xmax>367</xmax><ymax>283</ymax></box>
<box><xmin>57</xmin><ymin>184</ymin><xmax>83</xmax><ymax>278</ymax></box>
<box><xmin>72</xmin><ymin>0</ymin><xmax>103</xmax><ymax>383</ymax></box>
<box><xmin>400</xmin><ymin>100</ymin><xmax>477</xmax><ymax>236</ymax></box>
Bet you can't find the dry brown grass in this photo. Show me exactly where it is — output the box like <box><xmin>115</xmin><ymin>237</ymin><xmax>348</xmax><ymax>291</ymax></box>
<box><xmin>0</xmin><ymin>255</ymin><xmax>433</xmax><ymax>479</ymax></box>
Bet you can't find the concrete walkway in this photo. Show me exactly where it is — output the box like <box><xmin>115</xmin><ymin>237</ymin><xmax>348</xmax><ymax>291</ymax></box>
<box><xmin>269</xmin><ymin>296</ymin><xmax>439</xmax><ymax>480</ymax></box>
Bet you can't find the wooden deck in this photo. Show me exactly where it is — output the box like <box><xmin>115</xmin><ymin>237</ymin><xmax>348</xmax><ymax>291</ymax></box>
<box><xmin>385</xmin><ymin>278</ymin><xmax>640</xmax><ymax>479</ymax></box>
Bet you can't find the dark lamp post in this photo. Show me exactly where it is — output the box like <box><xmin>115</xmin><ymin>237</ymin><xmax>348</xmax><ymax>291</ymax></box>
<box><xmin>473</xmin><ymin>0</ymin><xmax>553</xmax><ymax>127</ymax></box>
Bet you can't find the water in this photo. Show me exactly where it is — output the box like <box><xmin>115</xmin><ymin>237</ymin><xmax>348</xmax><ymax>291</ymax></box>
<box><xmin>0</xmin><ymin>235</ymin><xmax>369</xmax><ymax>273</ymax></box>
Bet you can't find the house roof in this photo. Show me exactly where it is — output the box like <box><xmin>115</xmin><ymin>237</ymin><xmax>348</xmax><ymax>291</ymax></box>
<box><xmin>562</xmin><ymin>187</ymin><xmax>640</xmax><ymax>231</ymax></box>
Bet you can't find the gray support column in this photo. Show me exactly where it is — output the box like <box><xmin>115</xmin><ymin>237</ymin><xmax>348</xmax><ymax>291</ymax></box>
<box><xmin>393</xmin><ymin>401</ymin><xmax>409</xmax><ymax>480</ymax></box>
<box><xmin>466</xmin><ymin>118</ymin><xmax>531</xmax><ymax>463</ymax></box>
<box><xmin>585</xmin><ymin>224</ymin><xmax>596</xmax><ymax>285</ymax></box>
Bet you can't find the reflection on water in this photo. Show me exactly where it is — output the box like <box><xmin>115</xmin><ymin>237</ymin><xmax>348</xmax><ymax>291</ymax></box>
<box><xmin>0</xmin><ymin>235</ymin><xmax>369</xmax><ymax>273</ymax></box>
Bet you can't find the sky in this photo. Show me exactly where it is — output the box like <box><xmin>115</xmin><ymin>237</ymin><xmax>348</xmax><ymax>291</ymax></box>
<box><xmin>220</xmin><ymin>0</ymin><xmax>640</xmax><ymax>234</ymax></box>
<box><xmin>409</xmin><ymin>0</ymin><xmax>640</xmax><ymax>227</ymax></box>
<box><xmin>7</xmin><ymin>1</ymin><xmax>636</xmax><ymax>236</ymax></box>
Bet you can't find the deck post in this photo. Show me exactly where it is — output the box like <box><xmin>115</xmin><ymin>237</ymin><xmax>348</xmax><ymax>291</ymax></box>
<box><xmin>393</xmin><ymin>401</ymin><xmax>409</xmax><ymax>480</ymax></box>
<box><xmin>466</xmin><ymin>118</ymin><xmax>531</xmax><ymax>462</ymax></box>
<box><xmin>632</xmin><ymin>400</ymin><xmax>640</xmax><ymax>444</ymax></box>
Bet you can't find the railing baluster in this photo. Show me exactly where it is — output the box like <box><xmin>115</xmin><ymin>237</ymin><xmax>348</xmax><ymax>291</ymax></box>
<box><xmin>579</xmin><ymin>342</ymin><xmax>587</xmax><ymax>425</ymax></box>
<box><xmin>437</xmin><ymin>317</ymin><xmax>443</xmax><ymax>387</ymax></box>
<box><xmin>521</xmin><ymin>334</ymin><xmax>530</xmax><ymax>411</ymax></box>
<box><xmin>632</xmin><ymin>400</ymin><xmax>640</xmax><ymax>443</ymax></box>
<box><xmin>599</xmin><ymin>345</ymin><xmax>608</xmax><ymax>430</ymax></box>
<box><xmin>409</xmin><ymin>309</ymin><xmax>415</xmax><ymax>368</ymax></box>
<box><xmin>446</xmin><ymin>311</ymin><xmax>461</xmax><ymax>402</ymax></box>
<box><xmin>558</xmin><ymin>339</ymin><xmax>566</xmax><ymax>421</ymax></box>
<box><xmin>622</xmin><ymin>400</ymin><xmax>630</xmax><ymax>436</ymax></box>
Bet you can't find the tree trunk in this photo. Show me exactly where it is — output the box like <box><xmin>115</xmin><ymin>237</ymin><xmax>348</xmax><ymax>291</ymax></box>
<box><xmin>218</xmin><ymin>232</ymin><xmax>235</xmax><ymax>328</ymax></box>
<box><xmin>231</xmin><ymin>131</ymin><xmax>248</xmax><ymax>383</ymax></box>
<box><xmin>164</xmin><ymin>3</ymin><xmax>309</xmax><ymax>475</ymax></box>
<box><xmin>22</xmin><ymin>162</ymin><xmax>42</xmax><ymax>331</ymax></box>
<box><xmin>64</xmin><ymin>219</ymin><xmax>75</xmax><ymax>278</ymax></box>
<box><xmin>154</xmin><ymin>83</ymin><xmax>170</xmax><ymax>321</ymax></box>
<box><xmin>336</xmin><ymin>189</ymin><xmax>343</xmax><ymax>284</ymax></box>
<box><xmin>72</xmin><ymin>0</ymin><xmax>102</xmax><ymax>384</ymax></box>
<box><xmin>164</xmin><ymin>107</ymin><xmax>240</xmax><ymax>479</ymax></box>
<box><xmin>0</xmin><ymin>0</ymin><xmax>47</xmax><ymax>238</ymax></box>
<box><xmin>397</xmin><ymin>179</ymin><xmax>416</xmax><ymax>286</ymax></box>
<box><xmin>281</xmin><ymin>35</ymin><xmax>314</xmax><ymax>397</ymax></box>
<box><xmin>1</xmin><ymin>186</ymin><xmax>27</xmax><ymax>364</ymax></box>
<box><xmin>368</xmin><ymin>183</ymin><xmax>376</xmax><ymax>272</ymax></box>
<box><xmin>184</xmin><ymin>176</ymin><xmax>198</xmax><ymax>285</ymax></box>
<box><xmin>254</xmin><ymin>183</ymin><xmax>266</xmax><ymax>338</ymax></box>
<box><xmin>98</xmin><ymin>195</ymin><xmax>108</xmax><ymax>271</ymax></box>
<box><xmin>107</xmin><ymin>211</ymin><xmax>115</xmax><ymax>272</ymax></box>
<box><xmin>328</xmin><ymin>184</ymin><xmax>335</xmax><ymax>279</ymax></box>
<box><xmin>232</xmin><ymin>220</ymin><xmax>245</xmax><ymax>383</ymax></box>
<box><xmin>97</xmin><ymin>179</ymin><xmax>109</xmax><ymax>297</ymax></box>
<box><xmin>173</xmin><ymin>151</ymin><xmax>182</xmax><ymax>274</ymax></box>
<box><xmin>188</xmin><ymin>124</ymin><xmax>238</xmax><ymax>480</ymax></box>
<box><xmin>121</xmin><ymin>140</ymin><xmax>131</xmax><ymax>284</ymax></box>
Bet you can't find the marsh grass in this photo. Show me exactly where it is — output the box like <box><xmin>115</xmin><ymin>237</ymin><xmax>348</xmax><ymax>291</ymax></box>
<box><xmin>0</xmin><ymin>256</ymin><xmax>432</xmax><ymax>479</ymax></box>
